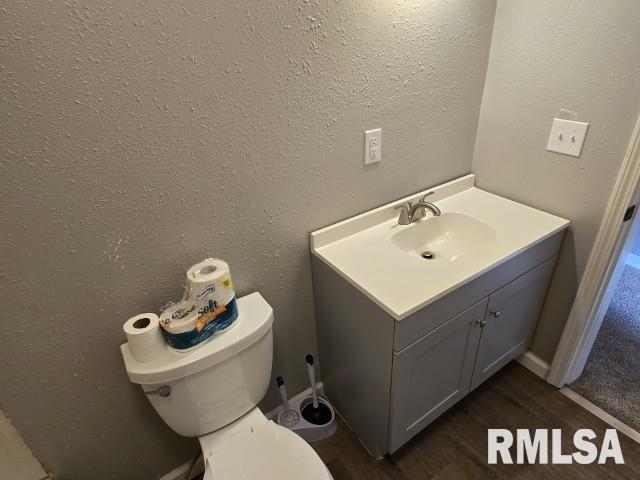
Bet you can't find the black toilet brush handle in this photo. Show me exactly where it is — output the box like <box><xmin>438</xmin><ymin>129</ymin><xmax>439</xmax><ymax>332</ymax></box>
<box><xmin>276</xmin><ymin>376</ymin><xmax>290</xmax><ymax>411</ymax></box>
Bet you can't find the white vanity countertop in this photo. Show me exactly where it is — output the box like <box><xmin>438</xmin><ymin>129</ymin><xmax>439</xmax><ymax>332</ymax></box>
<box><xmin>310</xmin><ymin>174</ymin><xmax>570</xmax><ymax>320</ymax></box>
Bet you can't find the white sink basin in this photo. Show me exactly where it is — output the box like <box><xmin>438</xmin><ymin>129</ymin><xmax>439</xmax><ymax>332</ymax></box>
<box><xmin>390</xmin><ymin>213</ymin><xmax>496</xmax><ymax>262</ymax></box>
<box><xmin>310</xmin><ymin>175</ymin><xmax>569</xmax><ymax>320</ymax></box>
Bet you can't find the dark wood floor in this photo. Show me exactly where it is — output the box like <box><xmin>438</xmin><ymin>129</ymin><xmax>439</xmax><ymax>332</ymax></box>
<box><xmin>312</xmin><ymin>363</ymin><xmax>640</xmax><ymax>480</ymax></box>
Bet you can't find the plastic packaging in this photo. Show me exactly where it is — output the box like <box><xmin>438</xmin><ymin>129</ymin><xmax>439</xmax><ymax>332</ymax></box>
<box><xmin>159</xmin><ymin>258</ymin><xmax>239</xmax><ymax>351</ymax></box>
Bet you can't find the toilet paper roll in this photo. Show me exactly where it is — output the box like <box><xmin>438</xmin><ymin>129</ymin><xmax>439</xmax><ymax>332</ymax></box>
<box><xmin>159</xmin><ymin>301</ymin><xmax>198</xmax><ymax>334</ymax></box>
<box><xmin>186</xmin><ymin>258</ymin><xmax>238</xmax><ymax>332</ymax></box>
<box><xmin>159</xmin><ymin>300</ymin><xmax>214</xmax><ymax>351</ymax></box>
<box><xmin>123</xmin><ymin>313</ymin><xmax>166</xmax><ymax>363</ymax></box>
<box><xmin>186</xmin><ymin>258</ymin><xmax>234</xmax><ymax>300</ymax></box>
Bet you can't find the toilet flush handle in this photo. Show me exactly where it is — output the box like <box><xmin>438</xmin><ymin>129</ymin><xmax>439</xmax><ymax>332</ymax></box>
<box><xmin>144</xmin><ymin>385</ymin><xmax>172</xmax><ymax>397</ymax></box>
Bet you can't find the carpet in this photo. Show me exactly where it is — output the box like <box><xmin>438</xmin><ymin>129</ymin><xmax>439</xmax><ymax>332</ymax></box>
<box><xmin>570</xmin><ymin>264</ymin><xmax>640</xmax><ymax>432</ymax></box>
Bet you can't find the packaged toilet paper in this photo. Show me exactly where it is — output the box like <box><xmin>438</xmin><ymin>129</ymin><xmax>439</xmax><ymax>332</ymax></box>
<box><xmin>159</xmin><ymin>301</ymin><xmax>204</xmax><ymax>351</ymax></box>
<box><xmin>187</xmin><ymin>258</ymin><xmax>238</xmax><ymax>330</ymax></box>
<box><xmin>159</xmin><ymin>258</ymin><xmax>239</xmax><ymax>351</ymax></box>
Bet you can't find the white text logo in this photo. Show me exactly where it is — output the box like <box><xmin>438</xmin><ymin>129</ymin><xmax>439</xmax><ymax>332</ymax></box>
<box><xmin>488</xmin><ymin>429</ymin><xmax>624</xmax><ymax>464</ymax></box>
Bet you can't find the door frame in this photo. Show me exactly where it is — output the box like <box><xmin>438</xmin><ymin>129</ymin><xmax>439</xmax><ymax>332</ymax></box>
<box><xmin>547</xmin><ymin>114</ymin><xmax>640</xmax><ymax>387</ymax></box>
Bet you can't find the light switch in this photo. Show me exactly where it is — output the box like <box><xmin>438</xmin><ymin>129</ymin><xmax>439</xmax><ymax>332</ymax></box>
<box><xmin>546</xmin><ymin>118</ymin><xmax>589</xmax><ymax>157</ymax></box>
<box><xmin>364</xmin><ymin>128</ymin><xmax>382</xmax><ymax>165</ymax></box>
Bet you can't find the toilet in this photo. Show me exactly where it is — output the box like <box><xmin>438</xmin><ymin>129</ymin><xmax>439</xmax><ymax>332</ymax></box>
<box><xmin>121</xmin><ymin>292</ymin><xmax>332</xmax><ymax>480</ymax></box>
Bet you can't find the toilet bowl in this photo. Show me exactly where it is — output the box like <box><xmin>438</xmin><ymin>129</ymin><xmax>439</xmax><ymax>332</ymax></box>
<box><xmin>121</xmin><ymin>292</ymin><xmax>331</xmax><ymax>479</ymax></box>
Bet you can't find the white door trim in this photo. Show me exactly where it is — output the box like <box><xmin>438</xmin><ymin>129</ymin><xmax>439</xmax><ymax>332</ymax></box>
<box><xmin>547</xmin><ymin>114</ymin><xmax>640</xmax><ymax>387</ymax></box>
<box><xmin>0</xmin><ymin>410</ymin><xmax>48</xmax><ymax>480</ymax></box>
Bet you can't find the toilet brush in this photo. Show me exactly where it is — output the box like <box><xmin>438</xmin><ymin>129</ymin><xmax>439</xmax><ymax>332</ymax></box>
<box><xmin>306</xmin><ymin>354</ymin><xmax>320</xmax><ymax>409</ymax></box>
<box><xmin>276</xmin><ymin>376</ymin><xmax>300</xmax><ymax>428</ymax></box>
<box><xmin>301</xmin><ymin>354</ymin><xmax>332</xmax><ymax>425</ymax></box>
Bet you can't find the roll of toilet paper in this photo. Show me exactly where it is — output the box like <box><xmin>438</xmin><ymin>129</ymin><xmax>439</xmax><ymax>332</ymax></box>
<box><xmin>123</xmin><ymin>313</ymin><xmax>166</xmax><ymax>363</ymax></box>
<box><xmin>186</xmin><ymin>258</ymin><xmax>238</xmax><ymax>333</ymax></box>
<box><xmin>159</xmin><ymin>301</ymin><xmax>197</xmax><ymax>333</ymax></box>
<box><xmin>159</xmin><ymin>299</ymin><xmax>219</xmax><ymax>351</ymax></box>
<box><xmin>159</xmin><ymin>301</ymin><xmax>200</xmax><ymax>351</ymax></box>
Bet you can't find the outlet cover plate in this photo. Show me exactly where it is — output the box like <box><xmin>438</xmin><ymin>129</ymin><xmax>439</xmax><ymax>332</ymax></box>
<box><xmin>364</xmin><ymin>128</ymin><xmax>382</xmax><ymax>165</ymax></box>
<box><xmin>546</xmin><ymin>118</ymin><xmax>589</xmax><ymax>157</ymax></box>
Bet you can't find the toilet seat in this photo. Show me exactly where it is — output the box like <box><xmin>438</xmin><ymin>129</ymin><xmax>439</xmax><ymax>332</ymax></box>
<box><xmin>200</xmin><ymin>408</ymin><xmax>332</xmax><ymax>480</ymax></box>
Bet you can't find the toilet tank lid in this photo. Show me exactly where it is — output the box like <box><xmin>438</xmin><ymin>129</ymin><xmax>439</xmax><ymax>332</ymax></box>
<box><xmin>121</xmin><ymin>292</ymin><xmax>274</xmax><ymax>384</ymax></box>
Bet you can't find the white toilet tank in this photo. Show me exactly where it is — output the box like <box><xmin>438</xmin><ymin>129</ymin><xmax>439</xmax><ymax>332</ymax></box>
<box><xmin>121</xmin><ymin>292</ymin><xmax>274</xmax><ymax>437</ymax></box>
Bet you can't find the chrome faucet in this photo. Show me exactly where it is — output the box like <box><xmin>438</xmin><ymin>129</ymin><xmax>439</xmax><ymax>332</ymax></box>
<box><xmin>394</xmin><ymin>192</ymin><xmax>442</xmax><ymax>225</ymax></box>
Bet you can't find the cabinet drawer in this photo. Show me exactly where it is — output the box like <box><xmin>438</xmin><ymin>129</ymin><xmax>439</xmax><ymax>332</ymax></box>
<box><xmin>388</xmin><ymin>298</ymin><xmax>488</xmax><ymax>452</ymax></box>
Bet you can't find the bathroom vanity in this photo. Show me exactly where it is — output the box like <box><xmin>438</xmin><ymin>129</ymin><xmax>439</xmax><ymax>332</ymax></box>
<box><xmin>310</xmin><ymin>175</ymin><xmax>569</xmax><ymax>456</ymax></box>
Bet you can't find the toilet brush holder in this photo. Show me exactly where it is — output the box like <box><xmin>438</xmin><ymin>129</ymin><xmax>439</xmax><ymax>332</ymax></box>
<box><xmin>277</xmin><ymin>393</ymin><xmax>336</xmax><ymax>442</ymax></box>
<box><xmin>275</xmin><ymin>353</ymin><xmax>337</xmax><ymax>442</ymax></box>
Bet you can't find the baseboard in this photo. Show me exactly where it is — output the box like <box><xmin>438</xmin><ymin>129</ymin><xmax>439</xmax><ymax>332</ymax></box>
<box><xmin>158</xmin><ymin>382</ymin><xmax>324</xmax><ymax>480</ymax></box>
<box><xmin>625</xmin><ymin>253</ymin><xmax>640</xmax><ymax>270</ymax></box>
<box><xmin>516</xmin><ymin>350</ymin><xmax>550</xmax><ymax>380</ymax></box>
<box><xmin>158</xmin><ymin>457</ymin><xmax>204</xmax><ymax>480</ymax></box>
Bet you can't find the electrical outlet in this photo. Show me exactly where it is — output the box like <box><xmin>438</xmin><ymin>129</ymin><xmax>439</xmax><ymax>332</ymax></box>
<box><xmin>364</xmin><ymin>128</ymin><xmax>382</xmax><ymax>165</ymax></box>
<box><xmin>546</xmin><ymin>118</ymin><xmax>589</xmax><ymax>157</ymax></box>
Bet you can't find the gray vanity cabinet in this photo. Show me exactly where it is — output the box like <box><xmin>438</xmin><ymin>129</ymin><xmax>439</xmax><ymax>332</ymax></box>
<box><xmin>470</xmin><ymin>257</ymin><xmax>555</xmax><ymax>390</ymax></box>
<box><xmin>389</xmin><ymin>298</ymin><xmax>487</xmax><ymax>452</ymax></box>
<box><xmin>388</xmin><ymin>258</ymin><xmax>555</xmax><ymax>451</ymax></box>
<box><xmin>312</xmin><ymin>231</ymin><xmax>564</xmax><ymax>457</ymax></box>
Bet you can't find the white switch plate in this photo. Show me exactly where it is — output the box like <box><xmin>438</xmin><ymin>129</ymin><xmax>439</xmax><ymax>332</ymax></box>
<box><xmin>546</xmin><ymin>118</ymin><xmax>589</xmax><ymax>157</ymax></box>
<box><xmin>364</xmin><ymin>128</ymin><xmax>382</xmax><ymax>165</ymax></box>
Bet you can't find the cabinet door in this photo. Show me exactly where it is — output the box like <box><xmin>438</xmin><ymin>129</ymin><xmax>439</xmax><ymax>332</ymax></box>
<box><xmin>389</xmin><ymin>298</ymin><xmax>487</xmax><ymax>452</ymax></box>
<box><xmin>471</xmin><ymin>257</ymin><xmax>556</xmax><ymax>390</ymax></box>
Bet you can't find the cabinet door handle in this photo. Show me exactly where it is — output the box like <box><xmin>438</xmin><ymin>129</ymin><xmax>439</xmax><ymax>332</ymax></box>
<box><xmin>476</xmin><ymin>319</ymin><xmax>487</xmax><ymax>327</ymax></box>
<box><xmin>490</xmin><ymin>310</ymin><xmax>501</xmax><ymax>318</ymax></box>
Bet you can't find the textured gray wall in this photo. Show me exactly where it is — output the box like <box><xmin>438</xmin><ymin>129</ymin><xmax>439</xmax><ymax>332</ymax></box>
<box><xmin>473</xmin><ymin>0</ymin><xmax>640</xmax><ymax>362</ymax></box>
<box><xmin>0</xmin><ymin>1</ymin><xmax>496</xmax><ymax>478</ymax></box>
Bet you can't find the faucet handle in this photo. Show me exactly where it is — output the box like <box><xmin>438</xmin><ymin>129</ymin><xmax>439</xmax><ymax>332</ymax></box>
<box><xmin>395</xmin><ymin>203</ymin><xmax>411</xmax><ymax>225</ymax></box>
<box><xmin>419</xmin><ymin>191</ymin><xmax>435</xmax><ymax>203</ymax></box>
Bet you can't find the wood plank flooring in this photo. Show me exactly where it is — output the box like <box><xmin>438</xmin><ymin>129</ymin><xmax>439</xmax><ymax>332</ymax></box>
<box><xmin>312</xmin><ymin>363</ymin><xmax>640</xmax><ymax>480</ymax></box>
